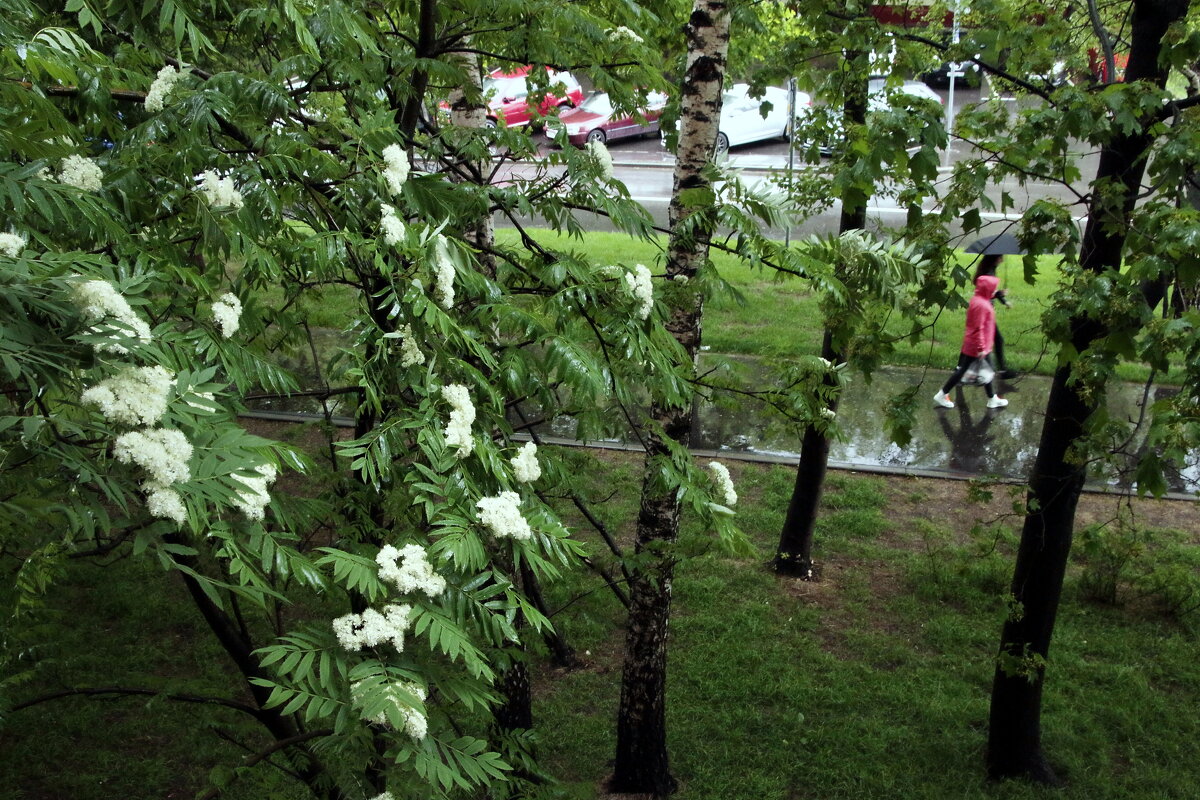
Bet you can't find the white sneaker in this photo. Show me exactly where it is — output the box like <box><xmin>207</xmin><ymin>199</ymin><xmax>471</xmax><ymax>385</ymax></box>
<box><xmin>934</xmin><ymin>390</ymin><xmax>955</xmax><ymax>409</ymax></box>
<box><xmin>987</xmin><ymin>396</ymin><xmax>1009</xmax><ymax>409</ymax></box>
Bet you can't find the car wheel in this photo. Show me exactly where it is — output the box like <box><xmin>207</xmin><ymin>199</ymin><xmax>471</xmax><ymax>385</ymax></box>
<box><xmin>484</xmin><ymin>118</ymin><xmax>497</xmax><ymax>128</ymax></box>
<box><xmin>585</xmin><ymin>128</ymin><xmax>607</xmax><ymax>145</ymax></box>
<box><xmin>714</xmin><ymin>131</ymin><xmax>730</xmax><ymax>155</ymax></box>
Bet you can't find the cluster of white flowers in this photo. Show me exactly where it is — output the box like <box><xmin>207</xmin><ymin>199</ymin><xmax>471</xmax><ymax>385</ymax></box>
<box><xmin>211</xmin><ymin>293</ymin><xmax>242</xmax><ymax>338</ymax></box>
<box><xmin>376</xmin><ymin>543</ymin><xmax>446</xmax><ymax>598</ymax></box>
<box><xmin>586</xmin><ymin>139</ymin><xmax>614</xmax><ymax>181</ymax></box>
<box><xmin>707</xmin><ymin>461</ymin><xmax>738</xmax><ymax>507</ymax></box>
<box><xmin>332</xmin><ymin>604</ymin><xmax>412</xmax><ymax>653</ymax></box>
<box><xmin>380</xmin><ymin>203</ymin><xmax>406</xmax><ymax>246</ymax></box>
<box><xmin>381</xmin><ymin>144</ymin><xmax>410</xmax><ymax>196</ymax></box>
<box><xmin>368</xmin><ymin>794</ymin><xmax>395</xmax><ymax>800</ymax></box>
<box><xmin>441</xmin><ymin>383</ymin><xmax>475</xmax><ymax>457</ymax></box>
<box><xmin>146</xmin><ymin>483</ymin><xmax>187</xmax><ymax>525</ymax></box>
<box><xmin>71</xmin><ymin>278</ymin><xmax>153</xmax><ymax>351</ymax></box>
<box><xmin>0</xmin><ymin>232</ymin><xmax>24</xmax><ymax>258</ymax></box>
<box><xmin>232</xmin><ymin>463</ymin><xmax>277</xmax><ymax>520</ymax></box>
<box><xmin>353</xmin><ymin>679</ymin><xmax>428</xmax><ymax>741</ymax></box>
<box><xmin>81</xmin><ymin>365</ymin><xmax>174</xmax><ymax>427</ymax></box>
<box><xmin>113</xmin><ymin>428</ymin><xmax>193</xmax><ymax>486</ymax></box>
<box><xmin>510</xmin><ymin>441</ymin><xmax>541</xmax><ymax>483</ymax></box>
<box><xmin>144</xmin><ymin>65</ymin><xmax>184</xmax><ymax>113</ymax></box>
<box><xmin>57</xmin><ymin>155</ymin><xmax>103</xmax><ymax>192</ymax></box>
<box><xmin>476</xmin><ymin>491</ymin><xmax>533</xmax><ymax>541</ymax></box>
<box><xmin>432</xmin><ymin>235</ymin><xmax>455</xmax><ymax>309</ymax></box>
<box><xmin>623</xmin><ymin>263</ymin><xmax>654</xmax><ymax>320</ymax></box>
<box><xmin>608</xmin><ymin>25</ymin><xmax>645</xmax><ymax>43</ymax></box>
<box><xmin>198</xmin><ymin>170</ymin><xmax>244</xmax><ymax>210</ymax></box>
<box><xmin>396</xmin><ymin>324</ymin><xmax>424</xmax><ymax>367</ymax></box>
<box><xmin>820</xmin><ymin>407</ymin><xmax>837</xmax><ymax>421</ymax></box>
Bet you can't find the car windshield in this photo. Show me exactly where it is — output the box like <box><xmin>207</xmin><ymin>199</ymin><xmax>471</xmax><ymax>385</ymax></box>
<box><xmin>579</xmin><ymin>92</ymin><xmax>614</xmax><ymax>115</ymax></box>
<box><xmin>484</xmin><ymin>77</ymin><xmax>527</xmax><ymax>101</ymax></box>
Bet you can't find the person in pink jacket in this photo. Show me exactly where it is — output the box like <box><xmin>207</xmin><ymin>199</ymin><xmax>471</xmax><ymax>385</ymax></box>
<box><xmin>934</xmin><ymin>265</ymin><xmax>1009</xmax><ymax>409</ymax></box>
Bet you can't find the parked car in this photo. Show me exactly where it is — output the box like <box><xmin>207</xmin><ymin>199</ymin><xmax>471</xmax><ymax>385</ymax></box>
<box><xmin>712</xmin><ymin>84</ymin><xmax>813</xmax><ymax>153</ymax></box>
<box><xmin>801</xmin><ymin>78</ymin><xmax>942</xmax><ymax>155</ymax></box>
<box><xmin>546</xmin><ymin>90</ymin><xmax>668</xmax><ymax>146</ymax></box>
<box><xmin>482</xmin><ymin>66</ymin><xmax>584</xmax><ymax>127</ymax></box>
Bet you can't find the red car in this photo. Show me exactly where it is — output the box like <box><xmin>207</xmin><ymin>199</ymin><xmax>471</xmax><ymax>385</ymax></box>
<box><xmin>548</xmin><ymin>90</ymin><xmax>668</xmax><ymax>146</ymax></box>
<box><xmin>482</xmin><ymin>66</ymin><xmax>584</xmax><ymax>127</ymax></box>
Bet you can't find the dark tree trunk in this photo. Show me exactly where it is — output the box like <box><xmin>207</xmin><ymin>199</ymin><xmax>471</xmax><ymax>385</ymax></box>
<box><xmin>609</xmin><ymin>1</ymin><xmax>729</xmax><ymax>795</ymax></box>
<box><xmin>495</xmin><ymin>657</ymin><xmax>534</xmax><ymax>732</ymax></box>
<box><xmin>774</xmin><ymin>61</ymin><xmax>868</xmax><ymax>578</ymax></box>
<box><xmin>987</xmin><ymin>0</ymin><xmax>1189</xmax><ymax>782</ymax></box>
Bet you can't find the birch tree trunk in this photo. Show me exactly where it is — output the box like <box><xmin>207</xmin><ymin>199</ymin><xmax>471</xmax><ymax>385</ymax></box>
<box><xmin>608</xmin><ymin>1</ymin><xmax>730</xmax><ymax>795</ymax></box>
<box><xmin>986</xmin><ymin>0</ymin><xmax>1190</xmax><ymax>782</ymax></box>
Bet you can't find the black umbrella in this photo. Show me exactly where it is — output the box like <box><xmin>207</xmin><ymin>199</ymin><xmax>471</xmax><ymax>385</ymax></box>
<box><xmin>965</xmin><ymin>232</ymin><xmax>1024</xmax><ymax>255</ymax></box>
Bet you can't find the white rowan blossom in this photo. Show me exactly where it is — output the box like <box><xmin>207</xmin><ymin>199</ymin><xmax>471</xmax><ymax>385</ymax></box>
<box><xmin>432</xmin><ymin>235</ymin><xmax>455</xmax><ymax>309</ymax></box>
<box><xmin>81</xmin><ymin>365</ymin><xmax>175</xmax><ymax>427</ymax></box>
<box><xmin>510</xmin><ymin>441</ymin><xmax>541</xmax><ymax>483</ymax></box>
<box><xmin>380</xmin><ymin>203</ymin><xmax>406</xmax><ymax>246</ymax></box>
<box><xmin>71</xmin><ymin>278</ymin><xmax>152</xmax><ymax>352</ymax></box>
<box><xmin>381</xmin><ymin>144</ymin><xmax>410</xmax><ymax>196</ymax></box>
<box><xmin>441</xmin><ymin>383</ymin><xmax>475</xmax><ymax>457</ymax></box>
<box><xmin>57</xmin><ymin>155</ymin><xmax>103</xmax><ymax>192</ymax></box>
<box><xmin>476</xmin><ymin>491</ymin><xmax>533</xmax><ymax>541</ymax></box>
<box><xmin>211</xmin><ymin>293</ymin><xmax>242</xmax><ymax>338</ymax></box>
<box><xmin>672</xmin><ymin>274</ymin><xmax>690</xmax><ymax>284</ymax></box>
<box><xmin>198</xmin><ymin>170</ymin><xmax>244</xmax><ymax>210</ymax></box>
<box><xmin>586</xmin><ymin>139</ymin><xmax>614</xmax><ymax>180</ymax></box>
<box><xmin>232</xmin><ymin>463</ymin><xmax>277</xmax><ymax>520</ymax></box>
<box><xmin>331</xmin><ymin>604</ymin><xmax>412</xmax><ymax>653</ymax></box>
<box><xmin>820</xmin><ymin>407</ymin><xmax>836</xmax><ymax>420</ymax></box>
<box><xmin>0</xmin><ymin>233</ymin><xmax>25</xmax><ymax>258</ymax></box>
<box><xmin>707</xmin><ymin>461</ymin><xmax>737</xmax><ymax>507</ymax></box>
<box><xmin>145</xmin><ymin>483</ymin><xmax>187</xmax><ymax>524</ymax></box>
<box><xmin>144</xmin><ymin>65</ymin><xmax>184</xmax><ymax>113</ymax></box>
<box><xmin>353</xmin><ymin>679</ymin><xmax>428</xmax><ymax>741</ymax></box>
<box><xmin>113</xmin><ymin>428</ymin><xmax>193</xmax><ymax>486</ymax></box>
<box><xmin>623</xmin><ymin>263</ymin><xmax>654</xmax><ymax>320</ymax></box>
<box><xmin>818</xmin><ymin>357</ymin><xmax>833</xmax><ymax>369</ymax></box>
<box><xmin>368</xmin><ymin>794</ymin><xmax>395</xmax><ymax>800</ymax></box>
<box><xmin>608</xmin><ymin>26</ymin><xmax>645</xmax><ymax>43</ymax></box>
<box><xmin>376</xmin><ymin>543</ymin><xmax>446</xmax><ymax>598</ymax></box>
<box><xmin>396</xmin><ymin>324</ymin><xmax>424</xmax><ymax>367</ymax></box>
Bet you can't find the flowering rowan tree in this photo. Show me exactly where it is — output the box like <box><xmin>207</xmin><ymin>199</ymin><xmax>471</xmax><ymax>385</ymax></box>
<box><xmin>0</xmin><ymin>0</ymin><xmax>744</xmax><ymax>797</ymax></box>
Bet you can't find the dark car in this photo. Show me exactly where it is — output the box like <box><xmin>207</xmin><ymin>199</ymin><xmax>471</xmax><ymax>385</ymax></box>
<box><xmin>546</xmin><ymin>90</ymin><xmax>668</xmax><ymax>146</ymax></box>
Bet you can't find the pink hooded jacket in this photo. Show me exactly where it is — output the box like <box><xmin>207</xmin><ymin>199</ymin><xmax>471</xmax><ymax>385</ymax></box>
<box><xmin>961</xmin><ymin>274</ymin><xmax>999</xmax><ymax>357</ymax></box>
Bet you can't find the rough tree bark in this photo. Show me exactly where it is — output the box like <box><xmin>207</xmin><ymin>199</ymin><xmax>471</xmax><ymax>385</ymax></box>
<box><xmin>608</xmin><ymin>1</ymin><xmax>730</xmax><ymax>796</ymax></box>
<box><xmin>774</xmin><ymin>55</ymin><xmax>869</xmax><ymax>579</ymax></box>
<box><xmin>986</xmin><ymin>0</ymin><xmax>1190</xmax><ymax>783</ymax></box>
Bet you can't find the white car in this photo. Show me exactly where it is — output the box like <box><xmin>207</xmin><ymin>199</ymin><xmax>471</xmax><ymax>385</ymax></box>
<box><xmin>713</xmin><ymin>84</ymin><xmax>812</xmax><ymax>153</ymax></box>
<box><xmin>802</xmin><ymin>78</ymin><xmax>942</xmax><ymax>154</ymax></box>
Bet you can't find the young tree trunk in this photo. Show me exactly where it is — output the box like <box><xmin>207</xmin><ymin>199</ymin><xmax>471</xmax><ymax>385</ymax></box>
<box><xmin>609</xmin><ymin>1</ymin><xmax>730</xmax><ymax>795</ymax></box>
<box><xmin>773</xmin><ymin>61</ymin><xmax>869</xmax><ymax>579</ymax></box>
<box><xmin>986</xmin><ymin>0</ymin><xmax>1189</xmax><ymax>782</ymax></box>
<box><xmin>448</xmin><ymin>46</ymin><xmax>496</xmax><ymax>277</ymax></box>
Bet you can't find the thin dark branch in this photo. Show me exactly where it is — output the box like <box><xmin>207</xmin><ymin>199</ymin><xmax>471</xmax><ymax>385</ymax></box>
<box><xmin>11</xmin><ymin>687</ymin><xmax>261</xmax><ymax>717</ymax></box>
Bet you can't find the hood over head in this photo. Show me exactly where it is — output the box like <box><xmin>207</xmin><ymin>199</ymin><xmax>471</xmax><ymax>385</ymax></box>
<box><xmin>974</xmin><ymin>274</ymin><xmax>999</xmax><ymax>299</ymax></box>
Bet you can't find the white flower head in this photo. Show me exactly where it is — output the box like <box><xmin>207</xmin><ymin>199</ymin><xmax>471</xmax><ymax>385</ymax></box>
<box><xmin>145</xmin><ymin>483</ymin><xmax>187</xmax><ymax>524</ymax></box>
<box><xmin>81</xmin><ymin>365</ymin><xmax>175</xmax><ymax>427</ymax></box>
<box><xmin>368</xmin><ymin>794</ymin><xmax>395</xmax><ymax>800</ymax></box>
<box><xmin>396</xmin><ymin>323</ymin><xmax>424</xmax><ymax>367</ymax></box>
<box><xmin>376</xmin><ymin>543</ymin><xmax>446</xmax><ymax>598</ymax></box>
<box><xmin>476</xmin><ymin>491</ymin><xmax>533</xmax><ymax>541</ymax></box>
<box><xmin>113</xmin><ymin>428</ymin><xmax>193</xmax><ymax>486</ymax></box>
<box><xmin>232</xmin><ymin>462</ymin><xmax>277</xmax><ymax>520</ymax></box>
<box><xmin>586</xmin><ymin>139</ymin><xmax>614</xmax><ymax>180</ymax></box>
<box><xmin>198</xmin><ymin>170</ymin><xmax>244</xmax><ymax>210</ymax></box>
<box><xmin>381</xmin><ymin>144</ymin><xmax>410</xmax><ymax>196</ymax></box>
<box><xmin>381</xmin><ymin>203</ymin><xmax>406</xmax><ymax>247</ymax></box>
<box><xmin>608</xmin><ymin>26</ymin><xmax>645</xmax><ymax>43</ymax></box>
<box><xmin>441</xmin><ymin>383</ymin><xmax>475</xmax><ymax>457</ymax></box>
<box><xmin>707</xmin><ymin>461</ymin><xmax>737</xmax><ymax>507</ymax></box>
<box><xmin>353</xmin><ymin>679</ymin><xmax>427</xmax><ymax>741</ymax></box>
<box><xmin>0</xmin><ymin>232</ymin><xmax>26</xmax><ymax>258</ymax></box>
<box><xmin>510</xmin><ymin>441</ymin><xmax>541</xmax><ymax>483</ymax></box>
<box><xmin>820</xmin><ymin>407</ymin><xmax>836</xmax><ymax>421</ymax></box>
<box><xmin>623</xmin><ymin>264</ymin><xmax>654</xmax><ymax>320</ymax></box>
<box><xmin>144</xmin><ymin>64</ymin><xmax>184</xmax><ymax>113</ymax></box>
<box><xmin>58</xmin><ymin>155</ymin><xmax>103</xmax><ymax>192</ymax></box>
<box><xmin>71</xmin><ymin>278</ymin><xmax>152</xmax><ymax>353</ymax></box>
<box><xmin>211</xmin><ymin>292</ymin><xmax>242</xmax><ymax>338</ymax></box>
<box><xmin>332</xmin><ymin>603</ymin><xmax>412</xmax><ymax>653</ymax></box>
<box><xmin>432</xmin><ymin>235</ymin><xmax>455</xmax><ymax>309</ymax></box>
